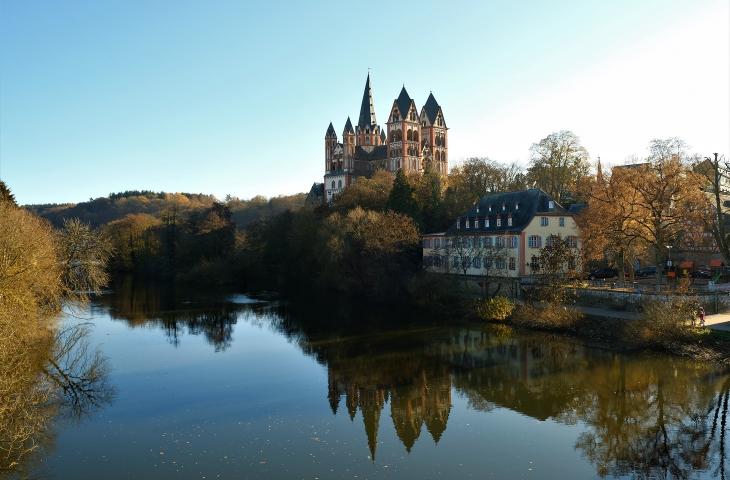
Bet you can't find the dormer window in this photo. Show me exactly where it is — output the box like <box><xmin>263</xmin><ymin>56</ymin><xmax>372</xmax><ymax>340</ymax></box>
<box><xmin>515</xmin><ymin>203</ymin><xmax>519</xmax><ymax>210</ymax></box>
<box><xmin>476</xmin><ymin>206</ymin><xmax>480</xmax><ymax>213</ymax></box>
<box><xmin>488</xmin><ymin>205</ymin><xmax>492</xmax><ymax>212</ymax></box>
<box><xmin>507</xmin><ymin>216</ymin><xmax>513</xmax><ymax>227</ymax></box>
<box><xmin>548</xmin><ymin>200</ymin><xmax>555</xmax><ymax>209</ymax></box>
<box><xmin>466</xmin><ymin>218</ymin><xmax>470</xmax><ymax>229</ymax></box>
<box><xmin>502</xmin><ymin>204</ymin><xmax>506</xmax><ymax>211</ymax></box>
<box><xmin>486</xmin><ymin>218</ymin><xmax>490</xmax><ymax>228</ymax></box>
<box><xmin>496</xmin><ymin>217</ymin><xmax>502</xmax><ymax>227</ymax></box>
<box><xmin>457</xmin><ymin>218</ymin><xmax>461</xmax><ymax>229</ymax></box>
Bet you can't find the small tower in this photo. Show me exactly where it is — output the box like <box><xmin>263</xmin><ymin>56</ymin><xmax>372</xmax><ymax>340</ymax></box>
<box><xmin>420</xmin><ymin>93</ymin><xmax>448</xmax><ymax>176</ymax></box>
<box><xmin>356</xmin><ymin>73</ymin><xmax>382</xmax><ymax>147</ymax></box>
<box><xmin>387</xmin><ymin>86</ymin><xmax>421</xmax><ymax>173</ymax></box>
<box><xmin>325</xmin><ymin>122</ymin><xmax>338</xmax><ymax>173</ymax></box>
<box><xmin>343</xmin><ymin>117</ymin><xmax>356</xmax><ymax>170</ymax></box>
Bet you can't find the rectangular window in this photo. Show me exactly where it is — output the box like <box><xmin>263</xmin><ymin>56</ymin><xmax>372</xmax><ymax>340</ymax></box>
<box><xmin>559</xmin><ymin>217</ymin><xmax>565</xmax><ymax>227</ymax></box>
<box><xmin>507</xmin><ymin>216</ymin><xmax>513</xmax><ymax>227</ymax></box>
<box><xmin>541</xmin><ymin>217</ymin><xmax>549</xmax><ymax>226</ymax></box>
<box><xmin>453</xmin><ymin>256</ymin><xmax>459</xmax><ymax>268</ymax></box>
<box><xmin>473</xmin><ymin>257</ymin><xmax>481</xmax><ymax>268</ymax></box>
<box><xmin>496</xmin><ymin>217</ymin><xmax>502</xmax><ymax>227</ymax></box>
<box><xmin>509</xmin><ymin>257</ymin><xmax>516</xmax><ymax>270</ymax></box>
<box><xmin>486</xmin><ymin>218</ymin><xmax>490</xmax><ymax>228</ymax></box>
<box><xmin>466</xmin><ymin>218</ymin><xmax>470</xmax><ymax>229</ymax></box>
<box><xmin>528</xmin><ymin>235</ymin><xmax>542</xmax><ymax>248</ymax></box>
<box><xmin>484</xmin><ymin>237</ymin><xmax>493</xmax><ymax>247</ymax></box>
<box><xmin>510</xmin><ymin>236</ymin><xmax>518</xmax><ymax>248</ymax></box>
<box><xmin>434</xmin><ymin>238</ymin><xmax>441</xmax><ymax>248</ymax></box>
<box><xmin>423</xmin><ymin>238</ymin><xmax>431</xmax><ymax>248</ymax></box>
<box><xmin>496</xmin><ymin>258</ymin><xmax>506</xmax><ymax>270</ymax></box>
<box><xmin>495</xmin><ymin>236</ymin><xmax>505</xmax><ymax>248</ymax></box>
<box><xmin>484</xmin><ymin>258</ymin><xmax>492</xmax><ymax>270</ymax></box>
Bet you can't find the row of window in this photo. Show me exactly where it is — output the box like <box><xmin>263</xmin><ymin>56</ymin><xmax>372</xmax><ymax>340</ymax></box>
<box><xmin>423</xmin><ymin>234</ymin><xmax>578</xmax><ymax>250</ymax></box>
<box><xmin>423</xmin><ymin>255</ymin><xmax>517</xmax><ymax>271</ymax></box>
<box><xmin>457</xmin><ymin>215</ymin><xmax>567</xmax><ymax>230</ymax></box>
<box><xmin>423</xmin><ymin>236</ymin><xmax>519</xmax><ymax>249</ymax></box>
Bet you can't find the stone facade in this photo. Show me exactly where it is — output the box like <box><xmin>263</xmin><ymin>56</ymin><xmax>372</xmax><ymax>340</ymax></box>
<box><xmin>322</xmin><ymin>74</ymin><xmax>448</xmax><ymax>203</ymax></box>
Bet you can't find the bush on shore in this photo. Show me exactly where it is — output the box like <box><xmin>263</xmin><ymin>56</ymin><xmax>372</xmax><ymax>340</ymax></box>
<box><xmin>625</xmin><ymin>296</ymin><xmax>703</xmax><ymax>349</ymax></box>
<box><xmin>476</xmin><ymin>296</ymin><xmax>515</xmax><ymax>321</ymax></box>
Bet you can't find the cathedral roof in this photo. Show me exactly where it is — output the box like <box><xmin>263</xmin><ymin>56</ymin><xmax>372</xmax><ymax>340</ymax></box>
<box><xmin>344</xmin><ymin>117</ymin><xmax>354</xmax><ymax>134</ymax></box>
<box><xmin>358</xmin><ymin>73</ymin><xmax>377</xmax><ymax>128</ymax></box>
<box><xmin>396</xmin><ymin>86</ymin><xmax>414</xmax><ymax>116</ymax></box>
<box><xmin>326</xmin><ymin>122</ymin><xmax>336</xmax><ymax>137</ymax></box>
<box><xmin>422</xmin><ymin>93</ymin><xmax>441</xmax><ymax>123</ymax></box>
<box><xmin>354</xmin><ymin>145</ymin><xmax>388</xmax><ymax>161</ymax></box>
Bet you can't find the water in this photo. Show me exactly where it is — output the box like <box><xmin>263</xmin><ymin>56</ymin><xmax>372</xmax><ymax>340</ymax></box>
<box><xmin>14</xmin><ymin>283</ymin><xmax>730</xmax><ymax>479</ymax></box>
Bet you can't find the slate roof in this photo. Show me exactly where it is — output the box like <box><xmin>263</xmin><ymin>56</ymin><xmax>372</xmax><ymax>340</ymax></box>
<box><xmin>445</xmin><ymin>188</ymin><xmax>570</xmax><ymax>234</ymax></box>
<box><xmin>395</xmin><ymin>86</ymin><xmax>413</xmax><ymax>116</ymax></box>
<box><xmin>422</xmin><ymin>92</ymin><xmax>440</xmax><ymax>123</ymax></box>
<box><xmin>344</xmin><ymin>117</ymin><xmax>354</xmax><ymax>134</ymax></box>
<box><xmin>354</xmin><ymin>145</ymin><xmax>388</xmax><ymax>161</ymax></box>
<box><xmin>358</xmin><ymin>74</ymin><xmax>377</xmax><ymax>128</ymax></box>
<box><xmin>326</xmin><ymin>122</ymin><xmax>336</xmax><ymax>137</ymax></box>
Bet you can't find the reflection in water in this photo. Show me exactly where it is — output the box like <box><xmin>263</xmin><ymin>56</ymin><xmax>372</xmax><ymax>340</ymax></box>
<box><xmin>65</xmin><ymin>284</ymin><xmax>730</xmax><ymax>478</ymax></box>
<box><xmin>100</xmin><ymin>277</ymin><xmax>244</xmax><ymax>351</ymax></box>
<box><xmin>0</xmin><ymin>322</ymin><xmax>113</xmax><ymax>475</ymax></box>
<box><xmin>263</xmin><ymin>303</ymin><xmax>730</xmax><ymax>478</ymax></box>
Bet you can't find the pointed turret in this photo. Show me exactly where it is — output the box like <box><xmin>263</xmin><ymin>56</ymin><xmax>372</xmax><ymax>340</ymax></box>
<box><xmin>344</xmin><ymin>117</ymin><xmax>354</xmax><ymax>135</ymax></box>
<box><xmin>395</xmin><ymin>86</ymin><xmax>413</xmax><ymax>118</ymax></box>
<box><xmin>380</xmin><ymin>130</ymin><xmax>386</xmax><ymax>144</ymax></box>
<box><xmin>358</xmin><ymin>73</ymin><xmax>377</xmax><ymax>128</ymax></box>
<box><xmin>596</xmin><ymin>156</ymin><xmax>604</xmax><ymax>183</ymax></box>
<box><xmin>326</xmin><ymin>122</ymin><xmax>337</xmax><ymax>138</ymax></box>
<box><xmin>422</xmin><ymin>93</ymin><xmax>441</xmax><ymax>124</ymax></box>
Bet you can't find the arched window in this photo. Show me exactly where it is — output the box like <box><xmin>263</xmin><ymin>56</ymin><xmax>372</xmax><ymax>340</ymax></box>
<box><xmin>366</xmin><ymin>136</ymin><xmax>370</xmax><ymax>145</ymax></box>
<box><xmin>331</xmin><ymin>181</ymin><xmax>335</xmax><ymax>189</ymax></box>
<box><xmin>413</xmin><ymin>130</ymin><xmax>419</xmax><ymax>142</ymax></box>
<box><xmin>338</xmin><ymin>180</ymin><xmax>342</xmax><ymax>189</ymax></box>
<box><xmin>407</xmin><ymin>129</ymin><xmax>413</xmax><ymax>141</ymax></box>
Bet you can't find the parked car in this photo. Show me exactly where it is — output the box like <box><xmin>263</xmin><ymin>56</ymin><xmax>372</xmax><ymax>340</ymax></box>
<box><xmin>691</xmin><ymin>268</ymin><xmax>712</xmax><ymax>279</ymax></box>
<box><xmin>588</xmin><ymin>268</ymin><xmax>618</xmax><ymax>280</ymax></box>
<box><xmin>636</xmin><ymin>266</ymin><xmax>657</xmax><ymax>278</ymax></box>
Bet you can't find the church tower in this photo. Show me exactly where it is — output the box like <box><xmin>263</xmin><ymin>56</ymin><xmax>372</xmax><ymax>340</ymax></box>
<box><xmin>387</xmin><ymin>86</ymin><xmax>421</xmax><ymax>173</ymax></box>
<box><xmin>325</xmin><ymin>122</ymin><xmax>337</xmax><ymax>173</ymax></box>
<box><xmin>356</xmin><ymin>73</ymin><xmax>382</xmax><ymax>147</ymax></box>
<box><xmin>419</xmin><ymin>93</ymin><xmax>448</xmax><ymax>176</ymax></box>
<box><xmin>343</xmin><ymin>117</ymin><xmax>355</xmax><ymax>171</ymax></box>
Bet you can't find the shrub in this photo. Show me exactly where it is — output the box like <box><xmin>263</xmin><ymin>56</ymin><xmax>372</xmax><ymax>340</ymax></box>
<box><xmin>510</xmin><ymin>303</ymin><xmax>583</xmax><ymax>331</ymax></box>
<box><xmin>625</xmin><ymin>296</ymin><xmax>703</xmax><ymax>349</ymax></box>
<box><xmin>476</xmin><ymin>296</ymin><xmax>515</xmax><ymax>321</ymax></box>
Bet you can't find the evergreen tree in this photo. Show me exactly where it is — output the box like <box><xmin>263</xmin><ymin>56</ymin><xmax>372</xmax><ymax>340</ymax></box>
<box><xmin>0</xmin><ymin>181</ymin><xmax>17</xmax><ymax>206</ymax></box>
<box><xmin>387</xmin><ymin>170</ymin><xmax>420</xmax><ymax>223</ymax></box>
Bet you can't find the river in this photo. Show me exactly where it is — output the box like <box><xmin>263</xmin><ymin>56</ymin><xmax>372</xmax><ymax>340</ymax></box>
<box><xmin>10</xmin><ymin>281</ymin><xmax>730</xmax><ymax>479</ymax></box>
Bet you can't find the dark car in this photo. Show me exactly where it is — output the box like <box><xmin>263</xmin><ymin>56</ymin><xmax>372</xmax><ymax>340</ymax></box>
<box><xmin>636</xmin><ymin>266</ymin><xmax>657</xmax><ymax>278</ymax></box>
<box><xmin>691</xmin><ymin>268</ymin><xmax>712</xmax><ymax>279</ymax></box>
<box><xmin>588</xmin><ymin>268</ymin><xmax>618</xmax><ymax>280</ymax></box>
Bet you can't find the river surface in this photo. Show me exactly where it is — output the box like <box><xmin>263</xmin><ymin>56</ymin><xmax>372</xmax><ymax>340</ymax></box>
<box><xmin>14</xmin><ymin>283</ymin><xmax>730</xmax><ymax>479</ymax></box>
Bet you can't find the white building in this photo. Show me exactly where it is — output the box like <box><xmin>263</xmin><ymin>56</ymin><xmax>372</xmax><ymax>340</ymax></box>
<box><xmin>422</xmin><ymin>188</ymin><xmax>581</xmax><ymax>278</ymax></box>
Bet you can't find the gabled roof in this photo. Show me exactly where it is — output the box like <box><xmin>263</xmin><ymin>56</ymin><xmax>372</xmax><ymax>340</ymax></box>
<box><xmin>358</xmin><ymin>73</ymin><xmax>377</xmax><ymax>128</ymax></box>
<box><xmin>395</xmin><ymin>86</ymin><xmax>414</xmax><ymax>117</ymax></box>
<box><xmin>326</xmin><ymin>122</ymin><xmax>336</xmax><ymax>137</ymax></box>
<box><xmin>445</xmin><ymin>188</ymin><xmax>570</xmax><ymax>234</ymax></box>
<box><xmin>344</xmin><ymin>117</ymin><xmax>354</xmax><ymax>134</ymax></box>
<box><xmin>422</xmin><ymin>92</ymin><xmax>441</xmax><ymax>123</ymax></box>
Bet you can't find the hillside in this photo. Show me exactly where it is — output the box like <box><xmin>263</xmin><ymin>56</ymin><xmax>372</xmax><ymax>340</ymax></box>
<box><xmin>27</xmin><ymin>190</ymin><xmax>307</xmax><ymax>229</ymax></box>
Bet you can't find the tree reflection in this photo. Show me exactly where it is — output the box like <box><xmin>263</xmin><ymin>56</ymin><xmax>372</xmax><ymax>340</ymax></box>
<box><xmin>100</xmin><ymin>277</ymin><xmax>244</xmax><ymax>351</ymax></box>
<box><xmin>0</xmin><ymin>323</ymin><xmax>113</xmax><ymax>474</ymax></box>
<box><xmin>263</xmin><ymin>301</ymin><xmax>730</xmax><ymax>477</ymax></box>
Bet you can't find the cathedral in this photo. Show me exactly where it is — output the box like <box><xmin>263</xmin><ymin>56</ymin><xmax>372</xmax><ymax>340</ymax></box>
<box><xmin>321</xmin><ymin>74</ymin><xmax>448</xmax><ymax>203</ymax></box>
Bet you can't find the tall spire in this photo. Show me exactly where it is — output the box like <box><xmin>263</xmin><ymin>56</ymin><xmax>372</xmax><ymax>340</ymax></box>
<box><xmin>596</xmin><ymin>156</ymin><xmax>604</xmax><ymax>183</ymax></box>
<box><xmin>358</xmin><ymin>73</ymin><xmax>377</xmax><ymax>128</ymax></box>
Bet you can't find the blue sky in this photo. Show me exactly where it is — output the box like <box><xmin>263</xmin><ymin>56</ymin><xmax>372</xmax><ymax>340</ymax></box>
<box><xmin>1</xmin><ymin>0</ymin><xmax>728</xmax><ymax>205</ymax></box>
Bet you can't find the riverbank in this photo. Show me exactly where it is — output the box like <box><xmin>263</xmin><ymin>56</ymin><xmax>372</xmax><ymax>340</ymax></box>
<box><xmin>480</xmin><ymin>299</ymin><xmax>730</xmax><ymax>366</ymax></box>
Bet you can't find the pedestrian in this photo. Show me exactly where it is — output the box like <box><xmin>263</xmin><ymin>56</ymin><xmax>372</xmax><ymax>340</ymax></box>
<box><xmin>698</xmin><ymin>306</ymin><xmax>705</xmax><ymax>327</ymax></box>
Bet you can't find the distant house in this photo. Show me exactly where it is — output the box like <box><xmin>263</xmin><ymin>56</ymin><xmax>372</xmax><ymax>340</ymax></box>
<box><xmin>422</xmin><ymin>188</ymin><xmax>581</xmax><ymax>277</ymax></box>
